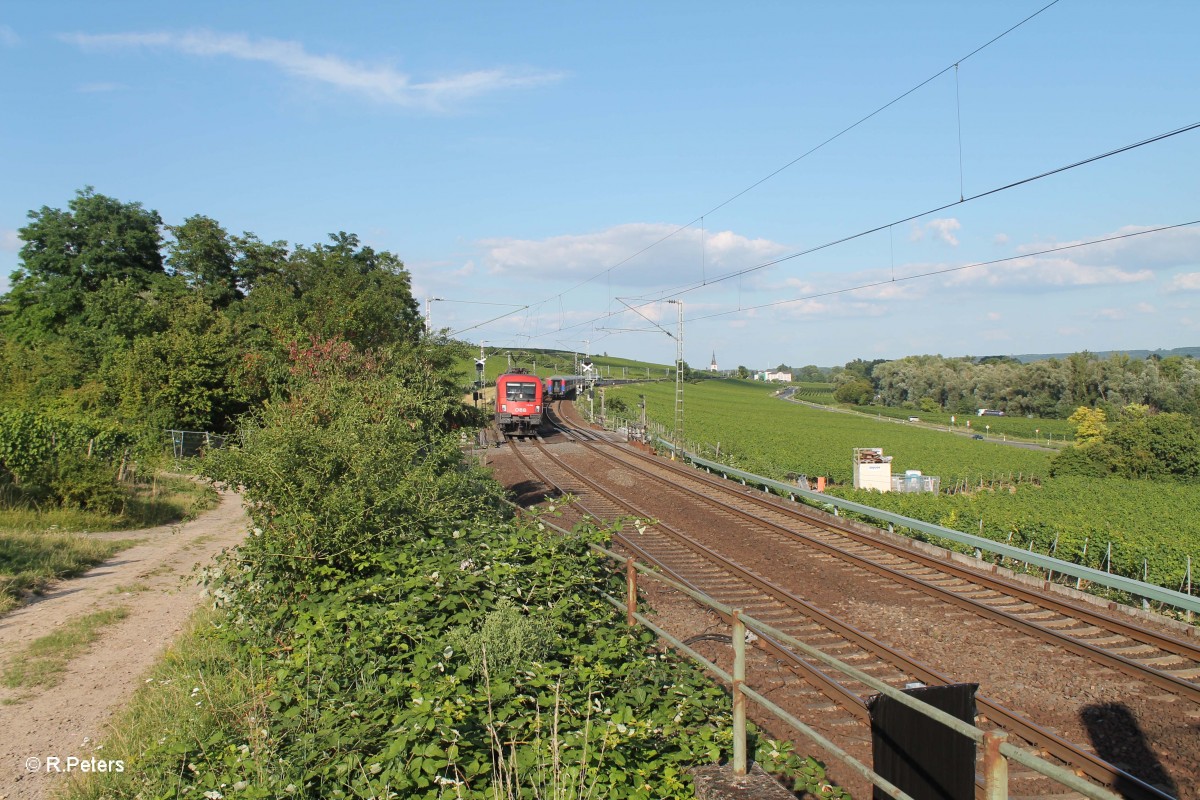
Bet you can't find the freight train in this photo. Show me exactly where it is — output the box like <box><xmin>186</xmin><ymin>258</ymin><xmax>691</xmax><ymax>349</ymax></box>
<box><xmin>495</xmin><ymin>371</ymin><xmax>544</xmax><ymax>438</ymax></box>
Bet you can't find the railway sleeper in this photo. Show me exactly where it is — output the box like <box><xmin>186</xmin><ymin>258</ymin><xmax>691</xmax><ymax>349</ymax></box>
<box><xmin>1168</xmin><ymin>666</ymin><xmax>1200</xmax><ymax>679</ymax></box>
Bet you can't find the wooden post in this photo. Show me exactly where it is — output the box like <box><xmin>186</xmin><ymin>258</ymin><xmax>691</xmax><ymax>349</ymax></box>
<box><xmin>625</xmin><ymin>558</ymin><xmax>637</xmax><ymax>626</ymax></box>
<box><xmin>1187</xmin><ymin>556</ymin><xmax>1193</xmax><ymax>623</ymax></box>
<box><xmin>1078</xmin><ymin>537</ymin><xmax>1088</xmax><ymax>589</ymax></box>
<box><xmin>732</xmin><ymin>610</ymin><xmax>747</xmax><ymax>777</ymax></box>
<box><xmin>982</xmin><ymin>730</ymin><xmax>1008</xmax><ymax>800</ymax></box>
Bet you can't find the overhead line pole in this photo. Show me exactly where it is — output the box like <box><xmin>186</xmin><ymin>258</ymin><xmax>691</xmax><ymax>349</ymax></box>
<box><xmin>667</xmin><ymin>300</ymin><xmax>684</xmax><ymax>459</ymax></box>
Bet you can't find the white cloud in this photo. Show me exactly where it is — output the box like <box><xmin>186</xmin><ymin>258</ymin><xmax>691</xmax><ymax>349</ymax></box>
<box><xmin>0</xmin><ymin>25</ymin><xmax>18</xmax><ymax>47</ymax></box>
<box><xmin>1134</xmin><ymin>302</ymin><xmax>1155</xmax><ymax>314</ymax></box>
<box><xmin>934</xmin><ymin>223</ymin><xmax>1200</xmax><ymax>293</ymax></box>
<box><xmin>1095</xmin><ymin>308</ymin><xmax>1127</xmax><ymax>321</ymax></box>
<box><xmin>848</xmin><ymin>281</ymin><xmax>923</xmax><ymax>301</ymax></box>
<box><xmin>480</xmin><ymin>223</ymin><xmax>788</xmax><ymax>288</ymax></box>
<box><xmin>773</xmin><ymin>297</ymin><xmax>886</xmax><ymax>320</ymax></box>
<box><xmin>926</xmin><ymin>218</ymin><xmax>961</xmax><ymax>246</ymax></box>
<box><xmin>1018</xmin><ymin>224</ymin><xmax>1200</xmax><ymax>270</ymax></box>
<box><xmin>411</xmin><ymin>260</ymin><xmax>477</xmax><ymax>299</ymax></box>
<box><xmin>945</xmin><ymin>255</ymin><xmax>1153</xmax><ymax>290</ymax></box>
<box><xmin>1167</xmin><ymin>272</ymin><xmax>1200</xmax><ymax>291</ymax></box>
<box><xmin>993</xmin><ymin>233</ymin><xmax>1010</xmax><ymax>246</ymax></box>
<box><xmin>59</xmin><ymin>30</ymin><xmax>565</xmax><ymax>111</ymax></box>
<box><xmin>910</xmin><ymin>218</ymin><xmax>961</xmax><ymax>246</ymax></box>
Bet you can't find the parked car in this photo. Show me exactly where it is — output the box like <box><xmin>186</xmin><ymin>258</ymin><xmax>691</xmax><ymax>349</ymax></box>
<box><xmin>971</xmin><ymin>434</ymin><xmax>984</xmax><ymax>440</ymax></box>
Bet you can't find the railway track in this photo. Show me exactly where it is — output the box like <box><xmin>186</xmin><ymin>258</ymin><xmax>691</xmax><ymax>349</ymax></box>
<box><xmin>496</xmin><ymin>402</ymin><xmax>1197</xmax><ymax>798</ymax></box>
<box><xmin>589</xmin><ymin>442</ymin><xmax>1200</xmax><ymax>703</ymax></box>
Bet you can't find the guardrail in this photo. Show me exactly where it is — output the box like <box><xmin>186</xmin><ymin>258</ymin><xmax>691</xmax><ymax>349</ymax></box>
<box><xmin>659</xmin><ymin>440</ymin><xmax>1200</xmax><ymax>617</ymax></box>
<box><xmin>523</xmin><ymin>508</ymin><xmax>1131</xmax><ymax>800</ymax></box>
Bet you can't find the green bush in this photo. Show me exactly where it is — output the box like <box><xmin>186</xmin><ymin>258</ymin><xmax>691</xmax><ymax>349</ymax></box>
<box><xmin>0</xmin><ymin>408</ymin><xmax>132</xmax><ymax>511</ymax></box>
<box><xmin>202</xmin><ymin>345</ymin><xmax>501</xmax><ymax>568</ymax></box>
<box><xmin>64</xmin><ymin>341</ymin><xmax>846</xmax><ymax>799</ymax></box>
<box><xmin>49</xmin><ymin>452</ymin><xmax>126</xmax><ymax>513</ymax></box>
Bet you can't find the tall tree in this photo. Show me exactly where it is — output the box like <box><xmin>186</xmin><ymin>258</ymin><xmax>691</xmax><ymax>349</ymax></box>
<box><xmin>243</xmin><ymin>232</ymin><xmax>421</xmax><ymax>351</ymax></box>
<box><xmin>7</xmin><ymin>188</ymin><xmax>164</xmax><ymax>335</ymax></box>
<box><xmin>166</xmin><ymin>215</ymin><xmax>239</xmax><ymax>307</ymax></box>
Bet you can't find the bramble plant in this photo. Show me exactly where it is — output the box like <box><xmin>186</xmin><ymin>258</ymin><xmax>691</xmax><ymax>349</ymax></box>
<box><xmin>67</xmin><ymin>341</ymin><xmax>848</xmax><ymax>798</ymax></box>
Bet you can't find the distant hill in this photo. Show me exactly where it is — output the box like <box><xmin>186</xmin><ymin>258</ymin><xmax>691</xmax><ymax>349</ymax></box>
<box><xmin>1004</xmin><ymin>346</ymin><xmax>1200</xmax><ymax>364</ymax></box>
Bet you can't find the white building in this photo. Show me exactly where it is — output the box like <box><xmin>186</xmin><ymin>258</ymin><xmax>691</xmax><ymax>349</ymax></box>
<box><xmin>754</xmin><ymin>370</ymin><xmax>793</xmax><ymax>382</ymax></box>
<box><xmin>709</xmin><ymin>352</ymin><xmax>718</xmax><ymax>372</ymax></box>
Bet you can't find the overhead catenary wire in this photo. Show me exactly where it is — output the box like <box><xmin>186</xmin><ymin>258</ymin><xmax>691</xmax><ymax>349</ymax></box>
<box><xmin>640</xmin><ymin>121</ymin><xmax>1200</xmax><ymax>302</ymax></box>
<box><xmin>584</xmin><ymin>220</ymin><xmax>1200</xmax><ymax>340</ymax></box>
<box><xmin>453</xmin><ymin>116</ymin><xmax>1195</xmax><ymax>345</ymax></box>
<box><xmin>685</xmin><ymin>219</ymin><xmax>1200</xmax><ymax>324</ymax></box>
<box><xmin>534</xmin><ymin>119</ymin><xmax>1200</xmax><ymax>337</ymax></box>
<box><xmin>517</xmin><ymin>0</ymin><xmax>1064</xmax><ymax>316</ymax></box>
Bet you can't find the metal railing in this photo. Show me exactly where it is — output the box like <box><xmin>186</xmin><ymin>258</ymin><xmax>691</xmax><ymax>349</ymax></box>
<box><xmin>561</xmin><ymin>525</ymin><xmax>1126</xmax><ymax>800</ymax></box>
<box><xmin>660</xmin><ymin>440</ymin><xmax>1200</xmax><ymax>617</ymax></box>
<box><xmin>532</xmin><ymin>414</ymin><xmax>1176</xmax><ymax>795</ymax></box>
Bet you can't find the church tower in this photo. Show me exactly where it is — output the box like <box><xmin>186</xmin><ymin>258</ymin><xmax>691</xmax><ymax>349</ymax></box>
<box><xmin>709</xmin><ymin>351</ymin><xmax>718</xmax><ymax>372</ymax></box>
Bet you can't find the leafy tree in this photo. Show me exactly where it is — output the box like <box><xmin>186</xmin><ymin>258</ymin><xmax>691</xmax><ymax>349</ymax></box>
<box><xmin>843</xmin><ymin>357</ymin><xmax>886</xmax><ymax>382</ymax></box>
<box><xmin>1054</xmin><ymin>405</ymin><xmax>1200</xmax><ymax>481</ymax></box>
<box><xmin>834</xmin><ymin>378</ymin><xmax>874</xmax><ymax>405</ymax></box>
<box><xmin>1106</xmin><ymin>409</ymin><xmax>1200</xmax><ymax>480</ymax></box>
<box><xmin>1068</xmin><ymin>406</ymin><xmax>1107</xmax><ymax>444</ymax></box>
<box><xmin>737</xmin><ymin>365</ymin><xmax>750</xmax><ymax>379</ymax></box>
<box><xmin>797</xmin><ymin>364</ymin><xmax>824</xmax><ymax>381</ymax></box>
<box><xmin>241</xmin><ymin>232</ymin><xmax>421</xmax><ymax>352</ymax></box>
<box><xmin>605</xmin><ymin>395</ymin><xmax>629</xmax><ymax>415</ymax></box>
<box><xmin>203</xmin><ymin>344</ymin><xmax>496</xmax><ymax>566</ymax></box>
<box><xmin>7</xmin><ymin>188</ymin><xmax>164</xmax><ymax>335</ymax></box>
<box><xmin>166</xmin><ymin>215</ymin><xmax>239</xmax><ymax>307</ymax></box>
<box><xmin>106</xmin><ymin>292</ymin><xmax>247</xmax><ymax>433</ymax></box>
<box><xmin>230</xmin><ymin>232</ymin><xmax>289</xmax><ymax>291</ymax></box>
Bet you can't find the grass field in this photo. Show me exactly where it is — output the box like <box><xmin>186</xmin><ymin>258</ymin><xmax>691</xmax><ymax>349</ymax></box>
<box><xmin>0</xmin><ymin>474</ymin><xmax>218</xmax><ymax>614</ymax></box>
<box><xmin>601</xmin><ymin>379</ymin><xmax>1200</xmax><ymax>595</ymax></box>
<box><xmin>606</xmin><ymin>379</ymin><xmax>1053</xmax><ymax>486</ymax></box>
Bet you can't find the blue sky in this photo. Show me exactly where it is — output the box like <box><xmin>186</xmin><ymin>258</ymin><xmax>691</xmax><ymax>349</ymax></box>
<box><xmin>2</xmin><ymin>2</ymin><xmax>1198</xmax><ymax>369</ymax></box>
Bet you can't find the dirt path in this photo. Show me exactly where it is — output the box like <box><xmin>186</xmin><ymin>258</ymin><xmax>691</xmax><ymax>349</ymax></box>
<box><xmin>0</xmin><ymin>489</ymin><xmax>247</xmax><ymax>800</ymax></box>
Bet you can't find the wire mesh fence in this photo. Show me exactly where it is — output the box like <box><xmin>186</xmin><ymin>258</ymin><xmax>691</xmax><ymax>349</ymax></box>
<box><xmin>166</xmin><ymin>430</ymin><xmax>228</xmax><ymax>459</ymax></box>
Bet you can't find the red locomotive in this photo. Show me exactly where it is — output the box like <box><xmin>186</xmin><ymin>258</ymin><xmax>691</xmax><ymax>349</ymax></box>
<box><xmin>495</xmin><ymin>371</ymin><xmax>544</xmax><ymax>438</ymax></box>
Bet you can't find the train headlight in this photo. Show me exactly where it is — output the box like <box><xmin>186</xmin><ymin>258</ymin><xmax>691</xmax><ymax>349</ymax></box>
<box><xmin>501</xmin><ymin>404</ymin><xmax>507</xmax><ymax>412</ymax></box>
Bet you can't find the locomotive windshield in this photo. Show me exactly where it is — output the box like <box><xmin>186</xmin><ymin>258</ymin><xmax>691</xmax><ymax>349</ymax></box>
<box><xmin>505</xmin><ymin>381</ymin><xmax>539</xmax><ymax>401</ymax></box>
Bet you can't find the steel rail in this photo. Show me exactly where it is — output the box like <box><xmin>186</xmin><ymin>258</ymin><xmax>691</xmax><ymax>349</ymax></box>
<box><xmin>590</xmin><ymin>443</ymin><xmax>1200</xmax><ymax>703</ymax></box>
<box><xmin>643</xmin><ymin>447</ymin><xmax>1200</xmax><ymax>660</ymax></box>
<box><xmin>509</xmin><ymin>439</ymin><xmax>870</xmax><ymax>716</ymax></box>
<box><xmin>677</xmin><ymin>446</ymin><xmax>1200</xmax><ymax>615</ymax></box>
<box><xmin>552</xmin><ymin>438</ymin><xmax>1171</xmax><ymax>800</ymax></box>
<box><xmin>532</xmin><ymin>412</ymin><xmax>1171</xmax><ymax>800</ymax></box>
